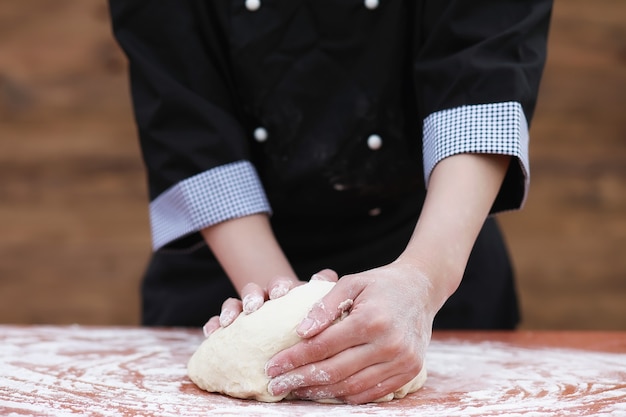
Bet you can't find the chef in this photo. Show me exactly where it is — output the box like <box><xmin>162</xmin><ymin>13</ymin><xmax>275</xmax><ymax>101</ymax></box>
<box><xmin>109</xmin><ymin>0</ymin><xmax>552</xmax><ymax>404</ymax></box>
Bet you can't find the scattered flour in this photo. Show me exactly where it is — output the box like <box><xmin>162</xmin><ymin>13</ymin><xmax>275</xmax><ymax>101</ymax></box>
<box><xmin>0</xmin><ymin>326</ymin><xmax>625</xmax><ymax>416</ymax></box>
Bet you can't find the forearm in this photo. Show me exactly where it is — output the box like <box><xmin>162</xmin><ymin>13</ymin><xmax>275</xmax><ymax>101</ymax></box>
<box><xmin>398</xmin><ymin>153</ymin><xmax>511</xmax><ymax>311</ymax></box>
<box><xmin>201</xmin><ymin>214</ymin><xmax>297</xmax><ymax>295</ymax></box>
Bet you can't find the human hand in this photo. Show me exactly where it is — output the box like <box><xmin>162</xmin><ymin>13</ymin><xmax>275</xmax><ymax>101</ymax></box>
<box><xmin>202</xmin><ymin>269</ymin><xmax>339</xmax><ymax>337</ymax></box>
<box><xmin>264</xmin><ymin>262</ymin><xmax>439</xmax><ymax>404</ymax></box>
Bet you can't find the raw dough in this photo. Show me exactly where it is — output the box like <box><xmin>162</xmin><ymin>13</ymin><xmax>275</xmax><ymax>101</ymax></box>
<box><xmin>187</xmin><ymin>280</ymin><xmax>427</xmax><ymax>402</ymax></box>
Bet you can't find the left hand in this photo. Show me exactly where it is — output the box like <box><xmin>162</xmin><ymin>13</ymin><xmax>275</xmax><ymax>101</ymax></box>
<box><xmin>264</xmin><ymin>261</ymin><xmax>439</xmax><ymax>404</ymax></box>
<box><xmin>202</xmin><ymin>270</ymin><xmax>339</xmax><ymax>337</ymax></box>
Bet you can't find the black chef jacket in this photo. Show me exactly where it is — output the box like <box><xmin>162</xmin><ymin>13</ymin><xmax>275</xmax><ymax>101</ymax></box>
<box><xmin>109</xmin><ymin>0</ymin><xmax>552</xmax><ymax>328</ymax></box>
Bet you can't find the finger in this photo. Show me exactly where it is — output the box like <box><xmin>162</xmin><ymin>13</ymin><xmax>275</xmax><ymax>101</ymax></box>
<box><xmin>267</xmin><ymin>276</ymin><xmax>300</xmax><ymax>300</ymax></box>
<box><xmin>333</xmin><ymin>344</ymin><xmax>425</xmax><ymax>404</ymax></box>
<box><xmin>267</xmin><ymin>340</ymin><xmax>374</xmax><ymax>397</ymax></box>
<box><xmin>266</xmin><ymin>312</ymin><xmax>371</xmax><ymax>378</ymax></box>
<box><xmin>202</xmin><ymin>316</ymin><xmax>220</xmax><ymax>337</ymax></box>
<box><xmin>219</xmin><ymin>297</ymin><xmax>242</xmax><ymax>327</ymax></box>
<box><xmin>310</xmin><ymin>269</ymin><xmax>339</xmax><ymax>282</ymax></box>
<box><xmin>240</xmin><ymin>282</ymin><xmax>264</xmax><ymax>314</ymax></box>
<box><xmin>341</xmin><ymin>372</ymin><xmax>420</xmax><ymax>405</ymax></box>
<box><xmin>296</xmin><ymin>276</ymin><xmax>364</xmax><ymax>338</ymax></box>
<box><xmin>292</xmin><ymin>358</ymin><xmax>421</xmax><ymax>404</ymax></box>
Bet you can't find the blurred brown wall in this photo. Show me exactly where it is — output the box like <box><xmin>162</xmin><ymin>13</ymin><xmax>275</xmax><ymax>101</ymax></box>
<box><xmin>0</xmin><ymin>0</ymin><xmax>624</xmax><ymax>329</ymax></box>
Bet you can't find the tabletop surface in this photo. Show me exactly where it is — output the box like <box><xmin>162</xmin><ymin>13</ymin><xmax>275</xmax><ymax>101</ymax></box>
<box><xmin>1</xmin><ymin>326</ymin><xmax>625</xmax><ymax>416</ymax></box>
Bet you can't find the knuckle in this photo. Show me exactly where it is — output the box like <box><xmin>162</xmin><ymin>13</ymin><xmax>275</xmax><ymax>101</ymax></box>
<box><xmin>380</xmin><ymin>333</ymin><xmax>405</xmax><ymax>356</ymax></box>
<box><xmin>306</xmin><ymin>363</ymin><xmax>334</xmax><ymax>385</ymax></box>
<box><xmin>341</xmin><ymin>376</ymin><xmax>368</xmax><ymax>397</ymax></box>
<box><xmin>354</xmin><ymin>310</ymin><xmax>389</xmax><ymax>335</ymax></box>
<box><xmin>366</xmin><ymin>308</ymin><xmax>385</xmax><ymax>327</ymax></box>
<box><xmin>405</xmin><ymin>355</ymin><xmax>424</xmax><ymax>376</ymax></box>
<box><xmin>303</xmin><ymin>337</ymin><xmax>332</xmax><ymax>361</ymax></box>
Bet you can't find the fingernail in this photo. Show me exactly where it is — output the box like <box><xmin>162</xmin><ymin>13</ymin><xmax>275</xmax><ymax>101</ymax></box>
<box><xmin>243</xmin><ymin>294</ymin><xmax>263</xmax><ymax>314</ymax></box>
<box><xmin>265</xmin><ymin>361</ymin><xmax>279</xmax><ymax>377</ymax></box>
<box><xmin>219</xmin><ymin>309</ymin><xmax>235</xmax><ymax>327</ymax></box>
<box><xmin>297</xmin><ymin>317</ymin><xmax>316</xmax><ymax>336</ymax></box>
<box><xmin>267</xmin><ymin>378</ymin><xmax>288</xmax><ymax>396</ymax></box>
<box><xmin>268</xmin><ymin>374</ymin><xmax>305</xmax><ymax>396</ymax></box>
<box><xmin>202</xmin><ymin>323</ymin><xmax>213</xmax><ymax>337</ymax></box>
<box><xmin>265</xmin><ymin>360</ymin><xmax>293</xmax><ymax>377</ymax></box>
<box><xmin>310</xmin><ymin>273</ymin><xmax>325</xmax><ymax>281</ymax></box>
<box><xmin>269</xmin><ymin>283</ymin><xmax>289</xmax><ymax>300</ymax></box>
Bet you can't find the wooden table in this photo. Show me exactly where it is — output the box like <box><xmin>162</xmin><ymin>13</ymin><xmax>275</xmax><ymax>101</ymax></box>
<box><xmin>1</xmin><ymin>326</ymin><xmax>625</xmax><ymax>416</ymax></box>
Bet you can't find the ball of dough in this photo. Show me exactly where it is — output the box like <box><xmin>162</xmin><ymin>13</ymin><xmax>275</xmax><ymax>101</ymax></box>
<box><xmin>187</xmin><ymin>280</ymin><xmax>427</xmax><ymax>402</ymax></box>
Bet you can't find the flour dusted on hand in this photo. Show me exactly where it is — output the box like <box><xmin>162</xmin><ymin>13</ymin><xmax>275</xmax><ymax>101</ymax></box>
<box><xmin>187</xmin><ymin>280</ymin><xmax>427</xmax><ymax>403</ymax></box>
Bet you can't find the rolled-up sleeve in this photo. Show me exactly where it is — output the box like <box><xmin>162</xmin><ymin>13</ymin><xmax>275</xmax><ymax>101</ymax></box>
<box><xmin>109</xmin><ymin>1</ymin><xmax>271</xmax><ymax>250</ymax></box>
<box><xmin>414</xmin><ymin>0</ymin><xmax>553</xmax><ymax>212</ymax></box>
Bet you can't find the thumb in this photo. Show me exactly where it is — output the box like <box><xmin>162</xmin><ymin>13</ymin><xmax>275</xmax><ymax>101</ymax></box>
<box><xmin>296</xmin><ymin>277</ymin><xmax>360</xmax><ymax>338</ymax></box>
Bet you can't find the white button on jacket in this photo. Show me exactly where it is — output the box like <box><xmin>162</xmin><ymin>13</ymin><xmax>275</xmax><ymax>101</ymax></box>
<box><xmin>364</xmin><ymin>0</ymin><xmax>380</xmax><ymax>10</ymax></box>
<box><xmin>245</xmin><ymin>0</ymin><xmax>261</xmax><ymax>12</ymax></box>
<box><xmin>367</xmin><ymin>134</ymin><xmax>383</xmax><ymax>150</ymax></box>
<box><xmin>368</xmin><ymin>207</ymin><xmax>382</xmax><ymax>216</ymax></box>
<box><xmin>253</xmin><ymin>127</ymin><xmax>268</xmax><ymax>142</ymax></box>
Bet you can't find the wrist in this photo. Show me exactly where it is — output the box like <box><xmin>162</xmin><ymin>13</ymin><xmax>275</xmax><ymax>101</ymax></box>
<box><xmin>394</xmin><ymin>251</ymin><xmax>463</xmax><ymax>314</ymax></box>
<box><xmin>398</xmin><ymin>153</ymin><xmax>511</xmax><ymax>309</ymax></box>
<box><xmin>201</xmin><ymin>214</ymin><xmax>297</xmax><ymax>294</ymax></box>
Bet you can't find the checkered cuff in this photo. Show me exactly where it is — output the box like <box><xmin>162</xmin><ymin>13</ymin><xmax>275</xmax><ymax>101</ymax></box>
<box><xmin>149</xmin><ymin>160</ymin><xmax>271</xmax><ymax>250</ymax></box>
<box><xmin>423</xmin><ymin>101</ymin><xmax>530</xmax><ymax>206</ymax></box>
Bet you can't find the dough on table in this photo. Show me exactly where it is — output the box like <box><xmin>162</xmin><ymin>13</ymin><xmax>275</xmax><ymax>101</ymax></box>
<box><xmin>187</xmin><ymin>280</ymin><xmax>427</xmax><ymax>403</ymax></box>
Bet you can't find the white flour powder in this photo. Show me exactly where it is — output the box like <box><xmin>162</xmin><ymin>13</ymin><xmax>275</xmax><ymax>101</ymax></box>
<box><xmin>1</xmin><ymin>326</ymin><xmax>624</xmax><ymax>416</ymax></box>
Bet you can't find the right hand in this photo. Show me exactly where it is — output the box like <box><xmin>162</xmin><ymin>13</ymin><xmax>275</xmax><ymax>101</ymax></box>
<box><xmin>202</xmin><ymin>269</ymin><xmax>339</xmax><ymax>337</ymax></box>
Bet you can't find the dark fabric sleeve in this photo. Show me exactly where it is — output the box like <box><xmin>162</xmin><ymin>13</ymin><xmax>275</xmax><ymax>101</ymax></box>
<box><xmin>109</xmin><ymin>1</ymin><xmax>273</xmax><ymax>250</ymax></box>
<box><xmin>109</xmin><ymin>0</ymin><xmax>248</xmax><ymax>200</ymax></box>
<box><xmin>413</xmin><ymin>0</ymin><xmax>553</xmax><ymax>212</ymax></box>
<box><xmin>415</xmin><ymin>0</ymin><xmax>553</xmax><ymax>121</ymax></box>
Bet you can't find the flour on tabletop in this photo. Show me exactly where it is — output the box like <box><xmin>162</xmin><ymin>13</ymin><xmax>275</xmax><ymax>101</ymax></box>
<box><xmin>1</xmin><ymin>326</ymin><xmax>625</xmax><ymax>417</ymax></box>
